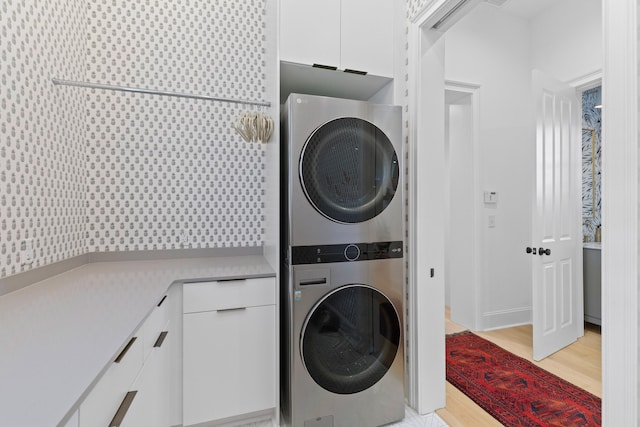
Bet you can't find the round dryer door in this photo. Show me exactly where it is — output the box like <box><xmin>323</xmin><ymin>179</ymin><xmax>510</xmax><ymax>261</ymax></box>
<box><xmin>299</xmin><ymin>117</ymin><xmax>399</xmax><ymax>223</ymax></box>
<box><xmin>300</xmin><ymin>285</ymin><xmax>401</xmax><ymax>394</ymax></box>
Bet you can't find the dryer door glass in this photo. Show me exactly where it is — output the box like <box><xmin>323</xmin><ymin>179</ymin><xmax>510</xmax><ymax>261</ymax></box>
<box><xmin>301</xmin><ymin>285</ymin><xmax>401</xmax><ymax>394</ymax></box>
<box><xmin>299</xmin><ymin>118</ymin><xmax>399</xmax><ymax>224</ymax></box>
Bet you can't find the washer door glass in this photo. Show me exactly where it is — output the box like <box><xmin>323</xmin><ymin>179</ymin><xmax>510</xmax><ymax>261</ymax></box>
<box><xmin>301</xmin><ymin>285</ymin><xmax>401</xmax><ymax>394</ymax></box>
<box><xmin>299</xmin><ymin>118</ymin><xmax>399</xmax><ymax>223</ymax></box>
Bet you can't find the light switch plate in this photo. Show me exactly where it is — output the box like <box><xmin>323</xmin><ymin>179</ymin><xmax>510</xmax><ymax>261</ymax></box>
<box><xmin>484</xmin><ymin>190</ymin><xmax>498</xmax><ymax>204</ymax></box>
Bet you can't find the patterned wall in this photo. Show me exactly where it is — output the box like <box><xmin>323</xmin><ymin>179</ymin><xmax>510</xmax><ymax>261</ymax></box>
<box><xmin>582</xmin><ymin>86</ymin><xmax>602</xmax><ymax>241</ymax></box>
<box><xmin>407</xmin><ymin>0</ymin><xmax>432</xmax><ymax>20</ymax></box>
<box><xmin>0</xmin><ymin>0</ymin><xmax>88</xmax><ymax>278</ymax></box>
<box><xmin>84</xmin><ymin>0</ymin><xmax>267</xmax><ymax>252</ymax></box>
<box><xmin>0</xmin><ymin>0</ymin><xmax>269</xmax><ymax>278</ymax></box>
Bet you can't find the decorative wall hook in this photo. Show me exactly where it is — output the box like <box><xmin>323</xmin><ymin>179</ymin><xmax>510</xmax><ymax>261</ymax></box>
<box><xmin>233</xmin><ymin>111</ymin><xmax>273</xmax><ymax>143</ymax></box>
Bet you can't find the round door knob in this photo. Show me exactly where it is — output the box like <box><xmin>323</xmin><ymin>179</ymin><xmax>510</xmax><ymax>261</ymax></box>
<box><xmin>526</xmin><ymin>247</ymin><xmax>533</xmax><ymax>254</ymax></box>
<box><xmin>538</xmin><ymin>248</ymin><xmax>551</xmax><ymax>256</ymax></box>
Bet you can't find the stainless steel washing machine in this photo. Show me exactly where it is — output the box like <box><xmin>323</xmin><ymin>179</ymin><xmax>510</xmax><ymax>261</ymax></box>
<box><xmin>280</xmin><ymin>243</ymin><xmax>405</xmax><ymax>427</ymax></box>
<box><xmin>281</xmin><ymin>94</ymin><xmax>403</xmax><ymax>247</ymax></box>
<box><xmin>280</xmin><ymin>94</ymin><xmax>404</xmax><ymax>426</ymax></box>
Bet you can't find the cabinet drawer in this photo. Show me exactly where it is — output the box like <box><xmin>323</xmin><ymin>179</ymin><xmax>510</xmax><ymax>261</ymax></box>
<box><xmin>142</xmin><ymin>293</ymin><xmax>171</xmax><ymax>359</ymax></box>
<box><xmin>183</xmin><ymin>277</ymin><xmax>275</xmax><ymax>313</ymax></box>
<box><xmin>117</xmin><ymin>342</ymin><xmax>170</xmax><ymax>427</ymax></box>
<box><xmin>79</xmin><ymin>334</ymin><xmax>143</xmax><ymax>427</ymax></box>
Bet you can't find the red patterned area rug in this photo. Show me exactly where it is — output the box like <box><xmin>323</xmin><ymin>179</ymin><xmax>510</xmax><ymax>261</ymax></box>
<box><xmin>446</xmin><ymin>331</ymin><xmax>601</xmax><ymax>426</ymax></box>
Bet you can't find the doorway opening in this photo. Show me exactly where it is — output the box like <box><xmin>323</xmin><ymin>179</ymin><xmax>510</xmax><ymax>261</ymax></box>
<box><xmin>408</xmin><ymin>0</ymin><xmax>636</xmax><ymax>423</ymax></box>
<box><xmin>580</xmin><ymin>84</ymin><xmax>602</xmax><ymax>334</ymax></box>
<box><xmin>407</xmin><ymin>0</ymin><xmax>609</xmax><ymax>417</ymax></box>
<box><xmin>581</xmin><ymin>84</ymin><xmax>603</xmax><ymax>244</ymax></box>
<box><xmin>441</xmin><ymin>80</ymin><xmax>603</xmax><ymax>425</ymax></box>
<box><xmin>444</xmin><ymin>84</ymin><xmax>480</xmax><ymax>331</ymax></box>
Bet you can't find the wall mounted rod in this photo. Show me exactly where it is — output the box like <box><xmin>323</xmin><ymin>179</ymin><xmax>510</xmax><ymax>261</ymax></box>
<box><xmin>51</xmin><ymin>78</ymin><xmax>271</xmax><ymax>107</ymax></box>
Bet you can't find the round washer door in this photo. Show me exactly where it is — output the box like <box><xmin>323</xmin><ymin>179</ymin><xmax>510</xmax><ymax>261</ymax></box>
<box><xmin>299</xmin><ymin>117</ymin><xmax>399</xmax><ymax>224</ymax></box>
<box><xmin>300</xmin><ymin>285</ymin><xmax>401</xmax><ymax>394</ymax></box>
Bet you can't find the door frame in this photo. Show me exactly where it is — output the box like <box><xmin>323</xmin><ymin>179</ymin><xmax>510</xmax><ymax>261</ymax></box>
<box><xmin>600</xmin><ymin>1</ymin><xmax>638</xmax><ymax>424</ymax></box>
<box><xmin>407</xmin><ymin>0</ymin><xmax>638</xmax><ymax>424</ymax></box>
<box><xmin>406</xmin><ymin>6</ymin><xmax>447</xmax><ymax>413</ymax></box>
<box><xmin>406</xmin><ymin>0</ymin><xmax>481</xmax><ymax>413</ymax></box>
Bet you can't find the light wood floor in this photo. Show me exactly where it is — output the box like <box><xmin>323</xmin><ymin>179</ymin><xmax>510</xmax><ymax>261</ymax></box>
<box><xmin>436</xmin><ymin>307</ymin><xmax>602</xmax><ymax>427</ymax></box>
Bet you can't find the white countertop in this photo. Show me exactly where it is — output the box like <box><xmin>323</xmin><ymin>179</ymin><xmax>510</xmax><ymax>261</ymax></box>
<box><xmin>583</xmin><ymin>242</ymin><xmax>602</xmax><ymax>250</ymax></box>
<box><xmin>0</xmin><ymin>255</ymin><xmax>275</xmax><ymax>427</ymax></box>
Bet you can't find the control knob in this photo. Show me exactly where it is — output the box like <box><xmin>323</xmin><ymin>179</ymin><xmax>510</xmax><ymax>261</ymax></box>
<box><xmin>344</xmin><ymin>244</ymin><xmax>361</xmax><ymax>261</ymax></box>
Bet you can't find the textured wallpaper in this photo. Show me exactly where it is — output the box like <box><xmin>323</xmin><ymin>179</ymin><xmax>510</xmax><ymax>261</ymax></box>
<box><xmin>84</xmin><ymin>0</ymin><xmax>267</xmax><ymax>252</ymax></box>
<box><xmin>0</xmin><ymin>0</ymin><xmax>269</xmax><ymax>278</ymax></box>
<box><xmin>0</xmin><ymin>0</ymin><xmax>88</xmax><ymax>278</ymax></box>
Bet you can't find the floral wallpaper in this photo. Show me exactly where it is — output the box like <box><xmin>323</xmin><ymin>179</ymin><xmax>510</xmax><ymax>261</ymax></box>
<box><xmin>581</xmin><ymin>86</ymin><xmax>602</xmax><ymax>241</ymax></box>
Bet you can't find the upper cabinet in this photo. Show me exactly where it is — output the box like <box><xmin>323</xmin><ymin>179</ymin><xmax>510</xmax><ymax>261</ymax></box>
<box><xmin>280</xmin><ymin>0</ymin><xmax>341</xmax><ymax>69</ymax></box>
<box><xmin>280</xmin><ymin>0</ymin><xmax>395</xmax><ymax>78</ymax></box>
<box><xmin>340</xmin><ymin>0</ymin><xmax>395</xmax><ymax>77</ymax></box>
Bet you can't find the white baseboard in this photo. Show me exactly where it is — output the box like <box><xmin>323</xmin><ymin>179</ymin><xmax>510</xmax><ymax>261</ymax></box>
<box><xmin>480</xmin><ymin>306</ymin><xmax>531</xmax><ymax>331</ymax></box>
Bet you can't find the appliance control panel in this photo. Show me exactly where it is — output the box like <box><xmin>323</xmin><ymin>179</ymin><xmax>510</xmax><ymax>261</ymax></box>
<box><xmin>291</xmin><ymin>241</ymin><xmax>403</xmax><ymax>265</ymax></box>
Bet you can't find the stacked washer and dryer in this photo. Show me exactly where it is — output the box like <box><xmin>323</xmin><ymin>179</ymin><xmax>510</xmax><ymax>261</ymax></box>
<box><xmin>281</xmin><ymin>94</ymin><xmax>404</xmax><ymax>427</ymax></box>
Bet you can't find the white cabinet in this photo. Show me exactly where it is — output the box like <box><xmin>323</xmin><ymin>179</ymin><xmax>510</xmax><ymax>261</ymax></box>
<box><xmin>78</xmin><ymin>335</ymin><xmax>144</xmax><ymax>427</ymax></box>
<box><xmin>340</xmin><ymin>0</ymin><xmax>395</xmax><ymax>77</ymax></box>
<box><xmin>583</xmin><ymin>247</ymin><xmax>602</xmax><ymax>325</ymax></box>
<box><xmin>280</xmin><ymin>0</ymin><xmax>395</xmax><ymax>77</ymax></box>
<box><xmin>183</xmin><ymin>277</ymin><xmax>277</xmax><ymax>427</ymax></box>
<box><xmin>79</xmin><ymin>290</ymin><xmax>177</xmax><ymax>427</ymax></box>
<box><xmin>118</xmin><ymin>339</ymin><xmax>169</xmax><ymax>427</ymax></box>
<box><xmin>280</xmin><ymin>0</ymin><xmax>341</xmax><ymax>68</ymax></box>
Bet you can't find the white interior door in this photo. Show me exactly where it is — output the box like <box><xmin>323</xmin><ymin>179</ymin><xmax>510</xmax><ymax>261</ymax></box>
<box><xmin>532</xmin><ymin>70</ymin><xmax>583</xmax><ymax>361</ymax></box>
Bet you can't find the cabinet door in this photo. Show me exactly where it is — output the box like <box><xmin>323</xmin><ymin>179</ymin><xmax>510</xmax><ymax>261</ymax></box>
<box><xmin>183</xmin><ymin>305</ymin><xmax>276</xmax><ymax>426</ymax></box>
<box><xmin>280</xmin><ymin>0</ymin><xmax>340</xmax><ymax>68</ymax></box>
<box><xmin>341</xmin><ymin>0</ymin><xmax>395</xmax><ymax>77</ymax></box>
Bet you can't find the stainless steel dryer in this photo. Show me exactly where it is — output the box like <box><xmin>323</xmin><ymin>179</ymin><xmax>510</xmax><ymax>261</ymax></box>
<box><xmin>280</xmin><ymin>94</ymin><xmax>405</xmax><ymax>426</ymax></box>
<box><xmin>281</xmin><ymin>94</ymin><xmax>402</xmax><ymax>247</ymax></box>
<box><xmin>280</xmin><ymin>243</ymin><xmax>405</xmax><ymax>427</ymax></box>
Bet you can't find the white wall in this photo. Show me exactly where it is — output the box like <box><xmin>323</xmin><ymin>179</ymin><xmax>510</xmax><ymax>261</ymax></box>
<box><xmin>531</xmin><ymin>0</ymin><xmax>602</xmax><ymax>83</ymax></box>
<box><xmin>444</xmin><ymin>4</ymin><xmax>534</xmax><ymax>329</ymax></box>
<box><xmin>445</xmin><ymin>95</ymin><xmax>478</xmax><ymax>327</ymax></box>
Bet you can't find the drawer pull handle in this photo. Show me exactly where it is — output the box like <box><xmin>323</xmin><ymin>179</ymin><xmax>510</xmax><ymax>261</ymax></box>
<box><xmin>154</xmin><ymin>331</ymin><xmax>169</xmax><ymax>348</ymax></box>
<box><xmin>109</xmin><ymin>390</ymin><xmax>137</xmax><ymax>427</ymax></box>
<box><xmin>157</xmin><ymin>295</ymin><xmax>167</xmax><ymax>307</ymax></box>
<box><xmin>217</xmin><ymin>278</ymin><xmax>247</xmax><ymax>283</ymax></box>
<box><xmin>312</xmin><ymin>63</ymin><xmax>338</xmax><ymax>71</ymax></box>
<box><xmin>217</xmin><ymin>307</ymin><xmax>247</xmax><ymax>313</ymax></box>
<box><xmin>114</xmin><ymin>337</ymin><xmax>137</xmax><ymax>363</ymax></box>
